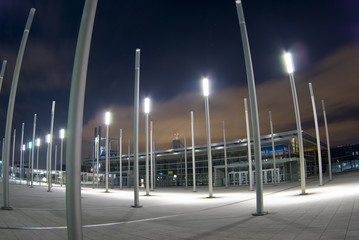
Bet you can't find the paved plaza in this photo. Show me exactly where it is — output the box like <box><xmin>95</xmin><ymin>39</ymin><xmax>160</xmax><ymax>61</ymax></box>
<box><xmin>1</xmin><ymin>170</ymin><xmax>358</xmax><ymax>239</ymax></box>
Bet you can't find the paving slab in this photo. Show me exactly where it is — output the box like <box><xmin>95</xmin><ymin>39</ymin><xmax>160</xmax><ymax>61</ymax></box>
<box><xmin>0</xmin><ymin>170</ymin><xmax>358</xmax><ymax>239</ymax></box>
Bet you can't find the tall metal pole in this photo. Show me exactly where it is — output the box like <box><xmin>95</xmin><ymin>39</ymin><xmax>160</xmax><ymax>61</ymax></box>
<box><xmin>12</xmin><ymin>129</ymin><xmax>16</xmax><ymax>179</ymax></box>
<box><xmin>235</xmin><ymin>1</ymin><xmax>265</xmax><ymax>215</ymax></box>
<box><xmin>128</xmin><ymin>139</ymin><xmax>130</xmax><ymax>188</ymax></box>
<box><xmin>322</xmin><ymin>100</ymin><xmax>332</xmax><ymax>181</ymax></box>
<box><xmin>60</xmin><ymin>129</ymin><xmax>65</xmax><ymax>187</ymax></box>
<box><xmin>20</xmin><ymin>123</ymin><xmax>25</xmax><ymax>184</ymax></box>
<box><xmin>132</xmin><ymin>49</ymin><xmax>141</xmax><ymax>207</ymax></box>
<box><xmin>48</xmin><ymin>101</ymin><xmax>55</xmax><ymax>192</ymax></box>
<box><xmin>309</xmin><ymin>83</ymin><xmax>323</xmax><ymax>186</ymax></box>
<box><xmin>203</xmin><ymin>78</ymin><xmax>213</xmax><ymax>198</ymax></box>
<box><xmin>65</xmin><ymin>0</ymin><xmax>97</xmax><ymax>238</ymax></box>
<box><xmin>223</xmin><ymin>121</ymin><xmax>228</xmax><ymax>188</ymax></box>
<box><xmin>92</xmin><ymin>128</ymin><xmax>96</xmax><ymax>188</ymax></box>
<box><xmin>145</xmin><ymin>98</ymin><xmax>150</xmax><ymax>196</ymax></box>
<box><xmin>153</xmin><ymin>137</ymin><xmax>156</xmax><ymax>189</ymax></box>
<box><xmin>244</xmin><ymin>98</ymin><xmax>253</xmax><ymax>191</ymax></box>
<box><xmin>269</xmin><ymin>111</ymin><xmax>276</xmax><ymax>184</ymax></box>
<box><xmin>105</xmin><ymin>112</ymin><xmax>110</xmax><ymax>193</ymax></box>
<box><xmin>96</xmin><ymin>134</ymin><xmax>99</xmax><ymax>187</ymax></box>
<box><xmin>0</xmin><ymin>60</ymin><xmax>6</xmax><ymax>94</ymax></box>
<box><xmin>2</xmin><ymin>8</ymin><xmax>35</xmax><ymax>210</ymax></box>
<box><xmin>31</xmin><ymin>114</ymin><xmax>37</xmax><ymax>187</ymax></box>
<box><xmin>36</xmin><ymin>138</ymin><xmax>40</xmax><ymax>184</ymax></box>
<box><xmin>285</xmin><ymin>53</ymin><xmax>306</xmax><ymax>194</ymax></box>
<box><xmin>27</xmin><ymin>142</ymin><xmax>31</xmax><ymax>186</ymax></box>
<box><xmin>119</xmin><ymin>129</ymin><xmax>123</xmax><ymax>189</ymax></box>
<box><xmin>54</xmin><ymin>145</ymin><xmax>58</xmax><ymax>183</ymax></box>
<box><xmin>150</xmin><ymin>122</ymin><xmax>154</xmax><ymax>190</ymax></box>
<box><xmin>191</xmin><ymin>111</ymin><xmax>196</xmax><ymax>192</ymax></box>
<box><xmin>184</xmin><ymin>128</ymin><xmax>188</xmax><ymax>188</ymax></box>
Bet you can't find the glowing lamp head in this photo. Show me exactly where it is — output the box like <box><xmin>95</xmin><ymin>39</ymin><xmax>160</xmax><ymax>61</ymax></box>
<box><xmin>28</xmin><ymin>141</ymin><xmax>32</xmax><ymax>149</ymax></box>
<box><xmin>105</xmin><ymin>111</ymin><xmax>111</xmax><ymax>125</ymax></box>
<box><xmin>22</xmin><ymin>144</ymin><xmax>26</xmax><ymax>151</ymax></box>
<box><xmin>46</xmin><ymin>134</ymin><xmax>51</xmax><ymax>143</ymax></box>
<box><xmin>284</xmin><ymin>52</ymin><xmax>294</xmax><ymax>74</ymax></box>
<box><xmin>202</xmin><ymin>78</ymin><xmax>209</xmax><ymax>96</ymax></box>
<box><xmin>60</xmin><ymin>129</ymin><xmax>65</xmax><ymax>139</ymax></box>
<box><xmin>36</xmin><ymin>138</ymin><xmax>41</xmax><ymax>147</ymax></box>
<box><xmin>144</xmin><ymin>98</ymin><xmax>150</xmax><ymax>114</ymax></box>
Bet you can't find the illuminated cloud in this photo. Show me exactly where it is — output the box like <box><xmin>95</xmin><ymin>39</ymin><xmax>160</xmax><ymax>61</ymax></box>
<box><xmin>83</xmin><ymin>42</ymin><xmax>359</xmax><ymax>151</ymax></box>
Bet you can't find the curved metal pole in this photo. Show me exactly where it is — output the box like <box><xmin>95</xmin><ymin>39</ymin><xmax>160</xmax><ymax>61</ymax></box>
<box><xmin>0</xmin><ymin>60</ymin><xmax>7</xmax><ymax>94</ymax></box>
<box><xmin>269</xmin><ymin>111</ymin><xmax>276</xmax><ymax>184</ymax></box>
<box><xmin>48</xmin><ymin>101</ymin><xmax>55</xmax><ymax>192</ymax></box>
<box><xmin>132</xmin><ymin>49</ymin><xmax>141</xmax><ymax>208</ymax></box>
<box><xmin>65</xmin><ymin>1</ymin><xmax>97</xmax><ymax>239</ymax></box>
<box><xmin>2</xmin><ymin>8</ymin><xmax>35</xmax><ymax>210</ymax></box>
<box><xmin>12</xmin><ymin>129</ymin><xmax>16</xmax><ymax>180</ymax></box>
<box><xmin>322</xmin><ymin>100</ymin><xmax>332</xmax><ymax>181</ymax></box>
<box><xmin>191</xmin><ymin>111</ymin><xmax>196</xmax><ymax>192</ymax></box>
<box><xmin>244</xmin><ymin>98</ymin><xmax>253</xmax><ymax>191</ymax></box>
<box><xmin>119</xmin><ymin>129</ymin><xmax>123</xmax><ymax>189</ymax></box>
<box><xmin>235</xmin><ymin>1</ymin><xmax>265</xmax><ymax>215</ymax></box>
<box><xmin>309</xmin><ymin>83</ymin><xmax>323</xmax><ymax>186</ymax></box>
<box><xmin>204</xmin><ymin>95</ymin><xmax>213</xmax><ymax>198</ymax></box>
<box><xmin>31</xmin><ymin>114</ymin><xmax>37</xmax><ymax>187</ymax></box>
<box><xmin>223</xmin><ymin>121</ymin><xmax>228</xmax><ymax>188</ymax></box>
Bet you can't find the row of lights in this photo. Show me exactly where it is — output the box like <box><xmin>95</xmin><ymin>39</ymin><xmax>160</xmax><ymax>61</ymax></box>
<box><xmin>22</xmin><ymin>128</ymin><xmax>65</xmax><ymax>150</ymax></box>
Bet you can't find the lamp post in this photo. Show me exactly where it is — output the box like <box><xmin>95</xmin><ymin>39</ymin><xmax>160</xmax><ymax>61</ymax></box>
<box><xmin>35</xmin><ymin>138</ymin><xmax>40</xmax><ymax>184</ymax></box>
<box><xmin>31</xmin><ymin>114</ymin><xmax>37</xmax><ymax>188</ymax></box>
<box><xmin>284</xmin><ymin>52</ymin><xmax>306</xmax><ymax>194</ymax></box>
<box><xmin>11</xmin><ymin>129</ymin><xmax>16</xmax><ymax>180</ymax></box>
<box><xmin>223</xmin><ymin>120</ymin><xmax>228</xmax><ymax>188</ymax></box>
<box><xmin>202</xmin><ymin>78</ymin><xmax>213</xmax><ymax>198</ymax></box>
<box><xmin>105</xmin><ymin>111</ymin><xmax>110</xmax><ymax>193</ymax></box>
<box><xmin>269</xmin><ymin>111</ymin><xmax>276</xmax><ymax>184</ymax></box>
<box><xmin>48</xmin><ymin>101</ymin><xmax>56</xmax><ymax>191</ymax></box>
<box><xmin>150</xmin><ymin>122</ymin><xmax>154</xmax><ymax>191</ymax></box>
<box><xmin>132</xmin><ymin>49</ymin><xmax>141</xmax><ymax>208</ymax></box>
<box><xmin>235</xmin><ymin>1</ymin><xmax>265</xmax><ymax>215</ymax></box>
<box><xmin>46</xmin><ymin>133</ymin><xmax>51</xmax><ymax>192</ymax></box>
<box><xmin>309</xmin><ymin>83</ymin><xmax>323</xmax><ymax>186</ymax></box>
<box><xmin>191</xmin><ymin>111</ymin><xmax>196</xmax><ymax>192</ymax></box>
<box><xmin>119</xmin><ymin>129</ymin><xmax>123</xmax><ymax>189</ymax></box>
<box><xmin>21</xmin><ymin>144</ymin><xmax>25</xmax><ymax>184</ymax></box>
<box><xmin>59</xmin><ymin>129</ymin><xmax>65</xmax><ymax>187</ymax></box>
<box><xmin>144</xmin><ymin>98</ymin><xmax>150</xmax><ymax>196</ymax></box>
<box><xmin>321</xmin><ymin>100</ymin><xmax>332</xmax><ymax>180</ymax></box>
<box><xmin>27</xmin><ymin>141</ymin><xmax>32</xmax><ymax>186</ymax></box>
<box><xmin>244</xmin><ymin>98</ymin><xmax>253</xmax><ymax>191</ymax></box>
<box><xmin>184</xmin><ymin>128</ymin><xmax>188</xmax><ymax>189</ymax></box>
<box><xmin>20</xmin><ymin>123</ymin><xmax>25</xmax><ymax>184</ymax></box>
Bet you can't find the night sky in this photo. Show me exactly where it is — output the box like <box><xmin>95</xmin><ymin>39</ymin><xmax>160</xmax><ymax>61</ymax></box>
<box><xmin>0</xmin><ymin>0</ymin><xmax>358</xmax><ymax>165</ymax></box>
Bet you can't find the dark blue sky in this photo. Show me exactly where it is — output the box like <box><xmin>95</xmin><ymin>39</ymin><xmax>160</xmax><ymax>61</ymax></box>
<box><xmin>0</xmin><ymin>0</ymin><xmax>358</xmax><ymax>161</ymax></box>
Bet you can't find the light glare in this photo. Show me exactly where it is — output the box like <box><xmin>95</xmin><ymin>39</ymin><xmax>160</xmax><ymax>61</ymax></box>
<box><xmin>59</xmin><ymin>128</ymin><xmax>65</xmax><ymax>139</ymax></box>
<box><xmin>284</xmin><ymin>52</ymin><xmax>294</xmax><ymax>74</ymax></box>
<box><xmin>144</xmin><ymin>98</ymin><xmax>150</xmax><ymax>114</ymax></box>
<box><xmin>36</xmin><ymin>138</ymin><xmax>41</xmax><ymax>147</ymax></box>
<box><xmin>28</xmin><ymin>141</ymin><xmax>32</xmax><ymax>149</ymax></box>
<box><xmin>46</xmin><ymin>134</ymin><xmax>51</xmax><ymax>143</ymax></box>
<box><xmin>105</xmin><ymin>112</ymin><xmax>111</xmax><ymax>125</ymax></box>
<box><xmin>202</xmin><ymin>78</ymin><xmax>209</xmax><ymax>96</ymax></box>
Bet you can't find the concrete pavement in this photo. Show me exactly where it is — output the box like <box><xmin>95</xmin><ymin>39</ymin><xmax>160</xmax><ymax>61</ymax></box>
<box><xmin>1</xmin><ymin>170</ymin><xmax>358</xmax><ymax>239</ymax></box>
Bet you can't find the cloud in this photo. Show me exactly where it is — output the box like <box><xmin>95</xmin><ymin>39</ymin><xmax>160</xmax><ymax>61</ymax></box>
<box><xmin>82</xmin><ymin>42</ymin><xmax>359</xmax><ymax>153</ymax></box>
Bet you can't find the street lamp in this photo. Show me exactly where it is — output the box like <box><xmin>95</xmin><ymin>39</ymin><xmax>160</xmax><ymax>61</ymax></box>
<box><xmin>35</xmin><ymin>138</ymin><xmax>41</xmax><ymax>184</ymax></box>
<box><xmin>59</xmin><ymin>128</ymin><xmax>65</xmax><ymax>187</ymax></box>
<box><xmin>105</xmin><ymin>111</ymin><xmax>110</xmax><ymax>193</ymax></box>
<box><xmin>284</xmin><ymin>52</ymin><xmax>306</xmax><ymax>194</ymax></box>
<box><xmin>144</xmin><ymin>98</ymin><xmax>150</xmax><ymax>196</ymax></box>
<box><xmin>27</xmin><ymin>141</ymin><xmax>32</xmax><ymax>186</ymax></box>
<box><xmin>202</xmin><ymin>78</ymin><xmax>213</xmax><ymax>198</ymax></box>
<box><xmin>21</xmin><ymin>144</ymin><xmax>25</xmax><ymax>184</ymax></box>
<box><xmin>46</xmin><ymin>133</ymin><xmax>51</xmax><ymax>192</ymax></box>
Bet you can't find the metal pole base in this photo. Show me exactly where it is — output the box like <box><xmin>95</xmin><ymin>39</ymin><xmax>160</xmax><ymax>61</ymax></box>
<box><xmin>1</xmin><ymin>206</ymin><xmax>13</xmax><ymax>211</ymax></box>
<box><xmin>145</xmin><ymin>194</ymin><xmax>151</xmax><ymax>196</ymax></box>
<box><xmin>131</xmin><ymin>205</ymin><xmax>142</xmax><ymax>208</ymax></box>
<box><xmin>47</xmin><ymin>190</ymin><xmax>52</xmax><ymax>192</ymax></box>
<box><xmin>252</xmin><ymin>211</ymin><xmax>268</xmax><ymax>216</ymax></box>
<box><xmin>207</xmin><ymin>196</ymin><xmax>215</xmax><ymax>199</ymax></box>
<box><xmin>299</xmin><ymin>193</ymin><xmax>309</xmax><ymax>196</ymax></box>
